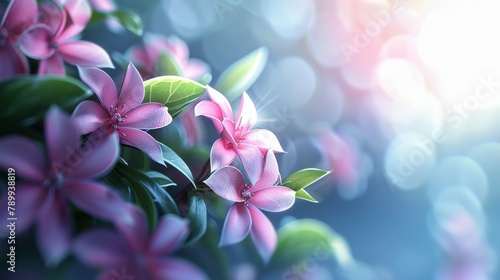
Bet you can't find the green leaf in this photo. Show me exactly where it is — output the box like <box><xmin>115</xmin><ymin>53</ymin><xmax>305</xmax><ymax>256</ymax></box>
<box><xmin>158</xmin><ymin>142</ymin><xmax>196</xmax><ymax>188</ymax></box>
<box><xmin>0</xmin><ymin>75</ymin><xmax>92</xmax><ymax>126</ymax></box>
<box><xmin>121</xmin><ymin>172</ymin><xmax>158</xmax><ymax>231</ymax></box>
<box><xmin>215</xmin><ymin>47</ymin><xmax>268</xmax><ymax>102</ymax></box>
<box><xmin>295</xmin><ymin>189</ymin><xmax>318</xmax><ymax>203</ymax></box>
<box><xmin>281</xmin><ymin>168</ymin><xmax>330</xmax><ymax>191</ymax></box>
<box><xmin>144</xmin><ymin>76</ymin><xmax>206</xmax><ymax>118</ymax></box>
<box><xmin>185</xmin><ymin>192</ymin><xmax>207</xmax><ymax>245</ymax></box>
<box><xmin>155</xmin><ymin>51</ymin><xmax>182</xmax><ymax>77</ymax></box>
<box><xmin>271</xmin><ymin>219</ymin><xmax>354</xmax><ymax>267</ymax></box>
<box><xmin>110</xmin><ymin>10</ymin><xmax>143</xmax><ymax>36</ymax></box>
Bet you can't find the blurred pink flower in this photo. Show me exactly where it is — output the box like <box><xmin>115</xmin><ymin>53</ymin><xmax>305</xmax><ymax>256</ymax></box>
<box><xmin>0</xmin><ymin>106</ymin><xmax>131</xmax><ymax>266</ymax></box>
<box><xmin>18</xmin><ymin>0</ymin><xmax>113</xmax><ymax>75</ymax></box>
<box><xmin>126</xmin><ymin>33</ymin><xmax>209</xmax><ymax>81</ymax></box>
<box><xmin>314</xmin><ymin>130</ymin><xmax>369</xmax><ymax>199</ymax></box>
<box><xmin>74</xmin><ymin>205</ymin><xmax>207</xmax><ymax>280</ymax></box>
<box><xmin>72</xmin><ymin>63</ymin><xmax>172</xmax><ymax>164</ymax></box>
<box><xmin>0</xmin><ymin>0</ymin><xmax>37</xmax><ymax>79</ymax></box>
<box><xmin>204</xmin><ymin>151</ymin><xmax>295</xmax><ymax>262</ymax></box>
<box><xmin>195</xmin><ymin>87</ymin><xmax>284</xmax><ymax>182</ymax></box>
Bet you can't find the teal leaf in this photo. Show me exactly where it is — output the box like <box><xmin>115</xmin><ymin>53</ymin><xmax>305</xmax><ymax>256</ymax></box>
<box><xmin>281</xmin><ymin>168</ymin><xmax>330</xmax><ymax>192</ymax></box>
<box><xmin>110</xmin><ymin>10</ymin><xmax>143</xmax><ymax>36</ymax></box>
<box><xmin>145</xmin><ymin>171</ymin><xmax>176</xmax><ymax>188</ymax></box>
<box><xmin>0</xmin><ymin>75</ymin><xmax>92</xmax><ymax>126</ymax></box>
<box><xmin>116</xmin><ymin>163</ymin><xmax>180</xmax><ymax>230</ymax></box>
<box><xmin>185</xmin><ymin>192</ymin><xmax>207</xmax><ymax>245</ymax></box>
<box><xmin>158</xmin><ymin>142</ymin><xmax>196</xmax><ymax>188</ymax></box>
<box><xmin>215</xmin><ymin>47</ymin><xmax>268</xmax><ymax>102</ymax></box>
<box><xmin>155</xmin><ymin>51</ymin><xmax>182</xmax><ymax>77</ymax></box>
<box><xmin>144</xmin><ymin>76</ymin><xmax>206</xmax><ymax>118</ymax></box>
<box><xmin>271</xmin><ymin>219</ymin><xmax>353</xmax><ymax>267</ymax></box>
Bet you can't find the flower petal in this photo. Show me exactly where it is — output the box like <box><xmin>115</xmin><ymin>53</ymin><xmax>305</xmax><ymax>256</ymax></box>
<box><xmin>242</xmin><ymin>129</ymin><xmax>284</xmax><ymax>154</ymax></box>
<box><xmin>114</xmin><ymin>204</ymin><xmax>148</xmax><ymax>254</ymax></box>
<box><xmin>58</xmin><ymin>0</ymin><xmax>92</xmax><ymax>41</ymax></box>
<box><xmin>64</xmin><ymin>181</ymin><xmax>133</xmax><ymax>224</ymax></box>
<box><xmin>78</xmin><ymin>66</ymin><xmax>118</xmax><ymax>109</ymax></box>
<box><xmin>58</xmin><ymin>41</ymin><xmax>114</xmax><ymax>68</ymax></box>
<box><xmin>206</xmin><ymin>86</ymin><xmax>233</xmax><ymax>120</ymax></box>
<box><xmin>210</xmin><ymin>138</ymin><xmax>237</xmax><ymax>171</ymax></box>
<box><xmin>0</xmin><ymin>136</ymin><xmax>46</xmax><ymax>182</ymax></box>
<box><xmin>221</xmin><ymin>118</ymin><xmax>237</xmax><ymax>146</ymax></box>
<box><xmin>236</xmin><ymin>92</ymin><xmax>257</xmax><ymax>130</ymax></box>
<box><xmin>220</xmin><ymin>203</ymin><xmax>251</xmax><ymax>246</ymax></box>
<box><xmin>64</xmin><ymin>129</ymin><xmax>119</xmax><ymax>179</ymax></box>
<box><xmin>179</xmin><ymin>109</ymin><xmax>201</xmax><ymax>146</ymax></box>
<box><xmin>194</xmin><ymin>100</ymin><xmax>224</xmax><ymax>133</ymax></box>
<box><xmin>147</xmin><ymin>215</ymin><xmax>189</xmax><ymax>256</ymax></box>
<box><xmin>71</xmin><ymin>100</ymin><xmax>109</xmax><ymax>135</ymax></box>
<box><xmin>36</xmin><ymin>194</ymin><xmax>72</xmax><ymax>266</ymax></box>
<box><xmin>183</xmin><ymin>59</ymin><xmax>209</xmax><ymax>80</ymax></box>
<box><xmin>235</xmin><ymin>143</ymin><xmax>264</xmax><ymax>186</ymax></box>
<box><xmin>123</xmin><ymin>103</ymin><xmax>172</xmax><ymax>129</ymax></box>
<box><xmin>251</xmin><ymin>186</ymin><xmax>295</xmax><ymax>212</ymax></box>
<box><xmin>0</xmin><ymin>44</ymin><xmax>30</xmax><ymax>79</ymax></box>
<box><xmin>148</xmin><ymin>258</ymin><xmax>208</xmax><ymax>280</ymax></box>
<box><xmin>73</xmin><ymin>228</ymin><xmax>128</xmax><ymax>267</ymax></box>
<box><xmin>252</xmin><ymin>150</ymin><xmax>279</xmax><ymax>192</ymax></box>
<box><xmin>116</xmin><ymin>63</ymin><xmax>145</xmax><ymax>111</ymax></box>
<box><xmin>163</xmin><ymin>35</ymin><xmax>189</xmax><ymax>63</ymax></box>
<box><xmin>0</xmin><ymin>183</ymin><xmax>46</xmax><ymax>236</ymax></box>
<box><xmin>45</xmin><ymin>106</ymin><xmax>80</xmax><ymax>167</ymax></box>
<box><xmin>118</xmin><ymin>127</ymin><xmax>164</xmax><ymax>165</ymax></box>
<box><xmin>1</xmin><ymin>0</ymin><xmax>37</xmax><ymax>36</ymax></box>
<box><xmin>18</xmin><ymin>24</ymin><xmax>55</xmax><ymax>59</ymax></box>
<box><xmin>248</xmin><ymin>204</ymin><xmax>277</xmax><ymax>263</ymax></box>
<box><xmin>38</xmin><ymin>54</ymin><xmax>65</xmax><ymax>75</ymax></box>
<box><xmin>37</xmin><ymin>2</ymin><xmax>65</xmax><ymax>34</ymax></box>
<box><xmin>203</xmin><ymin>166</ymin><xmax>245</xmax><ymax>202</ymax></box>
<box><xmin>88</xmin><ymin>0</ymin><xmax>116</xmax><ymax>12</ymax></box>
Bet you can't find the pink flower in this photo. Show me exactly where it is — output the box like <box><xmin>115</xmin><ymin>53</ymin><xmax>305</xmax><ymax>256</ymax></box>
<box><xmin>18</xmin><ymin>0</ymin><xmax>113</xmax><ymax>75</ymax></box>
<box><xmin>0</xmin><ymin>106</ymin><xmax>132</xmax><ymax>266</ymax></box>
<box><xmin>314</xmin><ymin>130</ymin><xmax>369</xmax><ymax>199</ymax></box>
<box><xmin>74</xmin><ymin>205</ymin><xmax>207</xmax><ymax>280</ymax></box>
<box><xmin>204</xmin><ymin>151</ymin><xmax>295</xmax><ymax>262</ymax></box>
<box><xmin>0</xmin><ymin>0</ymin><xmax>37</xmax><ymax>79</ymax></box>
<box><xmin>72</xmin><ymin>63</ymin><xmax>172</xmax><ymax>164</ymax></box>
<box><xmin>126</xmin><ymin>33</ymin><xmax>209</xmax><ymax>80</ymax></box>
<box><xmin>195</xmin><ymin>86</ymin><xmax>284</xmax><ymax>183</ymax></box>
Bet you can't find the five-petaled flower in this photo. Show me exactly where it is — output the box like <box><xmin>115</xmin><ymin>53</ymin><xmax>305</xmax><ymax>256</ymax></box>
<box><xmin>0</xmin><ymin>0</ymin><xmax>37</xmax><ymax>79</ymax></box>
<box><xmin>18</xmin><ymin>0</ymin><xmax>113</xmax><ymax>75</ymax></box>
<box><xmin>74</xmin><ymin>205</ymin><xmax>207</xmax><ymax>280</ymax></box>
<box><xmin>195</xmin><ymin>87</ymin><xmax>284</xmax><ymax>182</ymax></box>
<box><xmin>72</xmin><ymin>62</ymin><xmax>172</xmax><ymax>164</ymax></box>
<box><xmin>0</xmin><ymin>106</ymin><xmax>132</xmax><ymax>266</ymax></box>
<box><xmin>204</xmin><ymin>150</ymin><xmax>295</xmax><ymax>262</ymax></box>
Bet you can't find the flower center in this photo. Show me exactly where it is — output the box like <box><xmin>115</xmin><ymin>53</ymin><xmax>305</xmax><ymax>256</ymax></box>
<box><xmin>241</xmin><ymin>184</ymin><xmax>254</xmax><ymax>202</ymax></box>
<box><xmin>43</xmin><ymin>172</ymin><xmax>64</xmax><ymax>189</ymax></box>
<box><xmin>108</xmin><ymin>104</ymin><xmax>127</xmax><ymax>131</ymax></box>
<box><xmin>51</xmin><ymin>41</ymin><xmax>59</xmax><ymax>49</ymax></box>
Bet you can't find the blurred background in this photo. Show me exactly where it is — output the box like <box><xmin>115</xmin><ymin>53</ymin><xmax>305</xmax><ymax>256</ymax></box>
<box><xmin>88</xmin><ymin>0</ymin><xmax>500</xmax><ymax>279</ymax></box>
<box><xmin>5</xmin><ymin>0</ymin><xmax>500</xmax><ymax>279</ymax></box>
